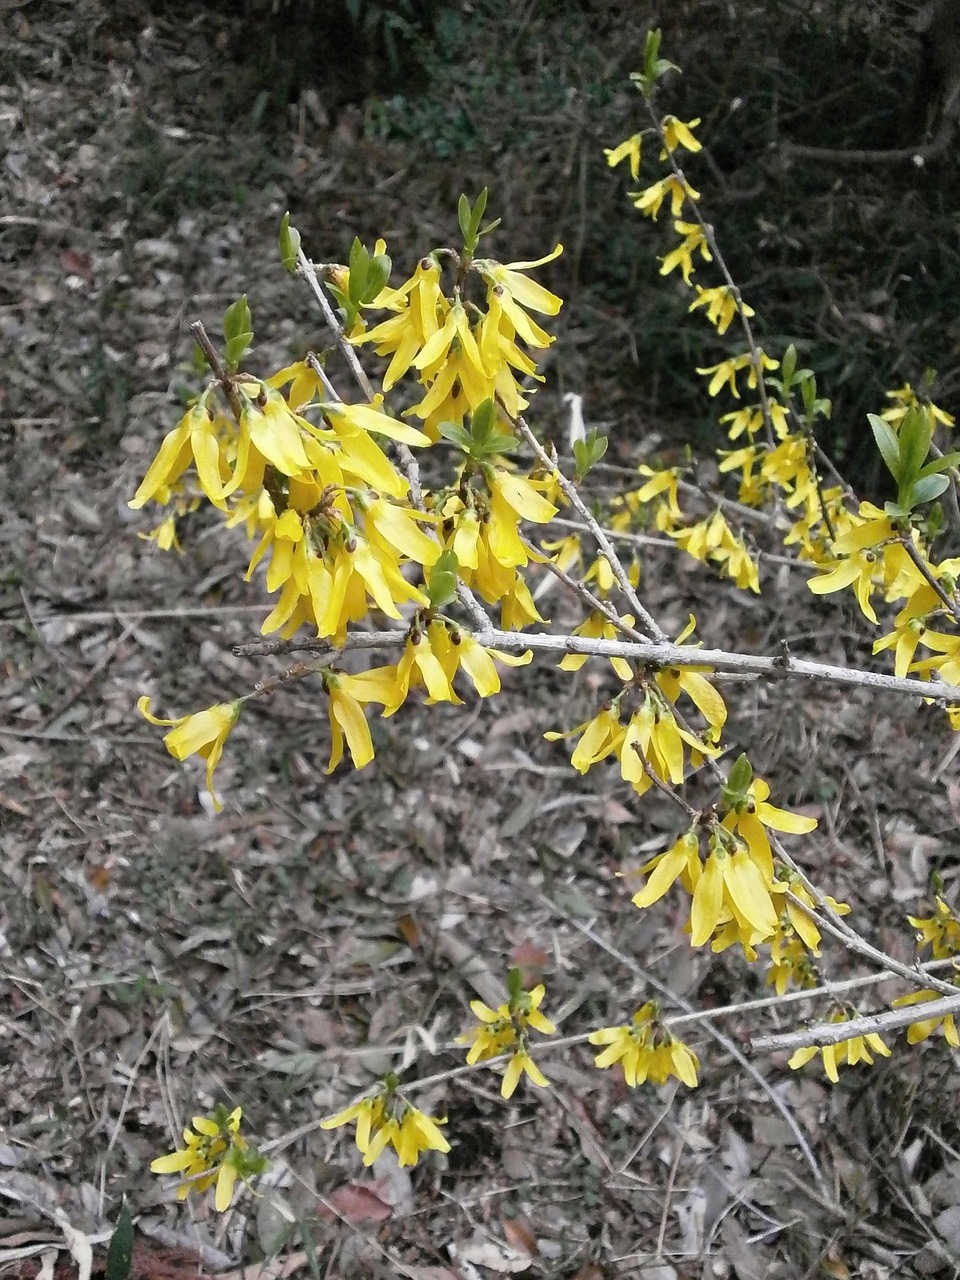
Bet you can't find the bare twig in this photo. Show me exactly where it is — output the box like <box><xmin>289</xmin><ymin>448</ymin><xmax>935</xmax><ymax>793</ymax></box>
<box><xmin>232</xmin><ymin>624</ymin><xmax>960</xmax><ymax>704</ymax></box>
<box><xmin>753</xmin><ymin>989</ymin><xmax>960</xmax><ymax>1053</ymax></box>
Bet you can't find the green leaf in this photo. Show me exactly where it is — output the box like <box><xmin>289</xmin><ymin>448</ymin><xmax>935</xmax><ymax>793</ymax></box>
<box><xmin>223</xmin><ymin>295</ymin><xmax>253</xmax><ymax>369</ymax></box>
<box><xmin>475</xmin><ymin>431</ymin><xmax>518</xmax><ymax>458</ymax></box>
<box><xmin>363</xmin><ymin>252</ymin><xmax>392</xmax><ymax>303</ymax></box>
<box><xmin>799</xmin><ymin>373</ymin><xmax>817</xmax><ymax>417</ymax></box>
<box><xmin>507</xmin><ymin>966</ymin><xmax>524</xmax><ymax>1001</ymax></box>
<box><xmin>278</xmin><ymin>212</ymin><xmax>301</xmax><ymax>274</ymax></box>
<box><xmin>470</xmin><ymin>398</ymin><xmax>497</xmax><ymax>445</ymax></box>
<box><xmin>223</xmin><ymin>294</ymin><xmax>251</xmax><ymax>345</ymax></box>
<box><xmin>457</xmin><ymin>193</ymin><xmax>472</xmax><ymax>243</ymax></box>
<box><xmin>574</xmin><ymin>431</ymin><xmax>608</xmax><ymax>477</ymax></box>
<box><xmin>898</xmin><ymin>407</ymin><xmax>933</xmax><ymax>487</ymax></box>
<box><xmin>347</xmin><ymin>237</ymin><xmax>369</xmax><ymax>305</ymax></box>
<box><xmin>726</xmin><ymin>753</ymin><xmax>753</xmax><ymax>794</ymax></box>
<box><xmin>437</xmin><ymin>421</ymin><xmax>473</xmax><ymax>452</ymax></box>
<box><xmin>868</xmin><ymin>413</ymin><xmax>902</xmax><ymax>482</ymax></box>
<box><xmin>105</xmin><ymin>1202</ymin><xmax>133</xmax><ymax>1280</ymax></box>
<box><xmin>643</xmin><ymin>27</ymin><xmax>662</xmax><ymax>80</ymax></box>
<box><xmin>908</xmin><ymin>472</ymin><xmax>950</xmax><ymax>507</ymax></box>
<box><xmin>917</xmin><ymin>451</ymin><xmax>960</xmax><ymax>479</ymax></box>
<box><xmin>426</xmin><ymin>549</ymin><xmax>459</xmax><ymax>609</ymax></box>
<box><xmin>780</xmin><ymin>343</ymin><xmax>797</xmax><ymax>389</ymax></box>
<box><xmin>471</xmin><ymin>187</ymin><xmax>489</xmax><ymax>231</ymax></box>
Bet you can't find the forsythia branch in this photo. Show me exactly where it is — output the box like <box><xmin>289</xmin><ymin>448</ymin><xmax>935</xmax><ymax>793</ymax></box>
<box><xmin>233</xmin><ymin>626</ymin><xmax>960</xmax><ymax>704</ymax></box>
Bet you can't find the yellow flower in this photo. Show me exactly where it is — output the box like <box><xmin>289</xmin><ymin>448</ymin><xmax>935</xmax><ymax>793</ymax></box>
<box><xmin>352</xmin><ymin>257</ymin><xmax>446</xmax><ymax>389</ymax></box>
<box><xmin>659</xmin><ymin>115</ymin><xmax>702</xmax><ymax>156</ymax></box>
<box><xmin>589</xmin><ymin>1001</ymin><xmax>699</xmax><ymax>1088</ymax></box>
<box><xmin>545</xmin><ymin>702</ymin><xmax>624</xmax><ymax>774</ymax></box>
<box><xmin>873</xmin><ymin>617</ymin><xmax>927</xmax><ymax>678</ymax></box>
<box><xmin>631</xmin><ymin>174</ymin><xmax>699</xmax><ymax>220</ymax></box>
<box><xmin>788</xmin><ymin>1009</ymin><xmax>891</xmax><ymax>1082</ymax></box>
<box><xmin>365</xmin><ymin>1105</ymin><xmax>451</xmax><ymax>1167</ymax></box>
<box><xmin>604</xmin><ymin>133</ymin><xmax>643</xmax><ymax>179</ymax></box>
<box><xmin>908</xmin><ymin>896</ymin><xmax>960</xmax><ymax>959</ymax></box>
<box><xmin>559</xmin><ymin>611</ymin><xmax>636</xmax><ymax>682</ymax></box>
<box><xmin>322</xmin><ymin>398</ymin><xmax>431</xmax><ymax>447</ymax></box>
<box><xmin>689</xmin><ymin>839</ymin><xmax>778</xmax><ymax>948</ymax></box>
<box><xmin>476</xmin><ymin>244</ymin><xmax>564</xmax><ymax>318</ymax></box>
<box><xmin>629</xmin><ymin>464</ymin><xmax>684</xmax><ymax>519</ymax></box>
<box><xmin>765</xmin><ymin>933</ymin><xmax>819</xmax><ymax>995</ymax></box>
<box><xmin>320</xmin><ymin>1095</ymin><xmax>386</xmax><ymax>1154</ymax></box>
<box><xmin>138</xmin><ymin>696</ymin><xmax>242</xmax><ymax>813</ymax></box>
<box><xmin>151</xmin><ymin>1106</ymin><xmax>264</xmax><ymax>1212</ymax></box>
<box><xmin>129</xmin><ymin>397</ymin><xmax>229</xmax><ymax>511</ymax></box>
<box><xmin>431</xmin><ymin>622</ymin><xmax>533</xmax><ymax>698</ymax></box>
<box><xmin>459</xmin><ymin>982</ymin><xmax>556</xmax><ymax>1096</ymax></box>
<box><xmin>324</xmin><ymin>672</ymin><xmax>376</xmax><ymax>773</ymax></box>
<box><xmin>321</xmin><ymin>1091</ymin><xmax>449</xmax><ymax>1168</ymax></box>
<box><xmin>659</xmin><ymin>220</ymin><xmax>711</xmax><ymax>284</ymax></box>
<box><xmin>631</xmin><ymin>829</ymin><xmax>702</xmax><ymax>910</ymax></box>
<box><xmin>688</xmin><ymin>285</ymin><xmax>754</xmax><ymax>336</ymax></box>
<box><xmin>770</xmin><ymin>868</ymin><xmax>850</xmax><ymax>954</ymax></box>
<box><xmin>138</xmin><ymin>513</ymin><xmax>182</xmax><ymax>552</ymax></box>
<box><xmin>501</xmin><ymin>1050</ymin><xmax>549</xmax><ymax>1099</ymax></box>
<box><xmin>910</xmin><ymin>629</ymin><xmax>960</xmax><ymax>688</ymax></box>
<box><xmin>892</xmin><ymin>985</ymin><xmax>960</xmax><ymax>1046</ymax></box>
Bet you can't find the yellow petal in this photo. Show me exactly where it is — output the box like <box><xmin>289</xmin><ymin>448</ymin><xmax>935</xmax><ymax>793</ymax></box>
<box><xmin>690</xmin><ymin>853</ymin><xmax>724</xmax><ymax>946</ymax></box>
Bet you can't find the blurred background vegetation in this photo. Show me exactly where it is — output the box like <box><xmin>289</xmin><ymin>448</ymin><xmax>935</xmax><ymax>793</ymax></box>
<box><xmin>14</xmin><ymin>0</ymin><xmax>960</xmax><ymax>488</ymax></box>
<box><xmin>210</xmin><ymin>0</ymin><xmax>960</xmax><ymax>488</ymax></box>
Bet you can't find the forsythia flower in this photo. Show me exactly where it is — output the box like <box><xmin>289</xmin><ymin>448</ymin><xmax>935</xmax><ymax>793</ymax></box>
<box><xmin>765</xmin><ymin>932</ymin><xmax>819</xmax><ymax>995</ymax></box>
<box><xmin>892</xmin><ymin>985</ymin><xmax>960</xmax><ymax>1046</ymax></box>
<box><xmin>770</xmin><ymin>867</ymin><xmax>850</xmax><ymax>955</ymax></box>
<box><xmin>138</xmin><ymin>696</ymin><xmax>242</xmax><ymax>812</ymax></box>
<box><xmin>559</xmin><ymin>611</ymin><xmax>637</xmax><ymax>682</ymax></box>
<box><xmin>151</xmin><ymin>1106</ymin><xmax>265</xmax><ymax>1211</ymax></box>
<box><xmin>128</xmin><ymin>395</ymin><xmax>229</xmax><ymax>511</ymax></box>
<box><xmin>788</xmin><ymin>1009</ymin><xmax>891</xmax><ymax>1082</ymax></box>
<box><xmin>604</xmin><ymin>133</ymin><xmax>643</xmax><ymax>179</ymax></box>
<box><xmin>659</xmin><ymin>220</ymin><xmax>711</xmax><ymax>284</ymax></box>
<box><xmin>659</xmin><ymin>115</ymin><xmax>702</xmax><ymax>156</ymax></box>
<box><xmin>321</xmin><ymin>1087</ymin><xmax>450</xmax><ymax>1168</ymax></box>
<box><xmin>688</xmin><ymin>285</ymin><xmax>754</xmax><ymax>336</ymax></box>
<box><xmin>631</xmin><ymin>174</ymin><xmax>700</xmax><ymax>220</ymax></box>
<box><xmin>460</xmin><ymin>981</ymin><xmax>556</xmax><ymax>1098</ymax></box>
<box><xmin>589</xmin><ymin>1001</ymin><xmax>699</xmax><ymax>1088</ymax></box>
<box><xmin>909</xmin><ymin>896</ymin><xmax>960</xmax><ymax>958</ymax></box>
<box><xmin>324</xmin><ymin>671</ymin><xmax>377</xmax><ymax>772</ymax></box>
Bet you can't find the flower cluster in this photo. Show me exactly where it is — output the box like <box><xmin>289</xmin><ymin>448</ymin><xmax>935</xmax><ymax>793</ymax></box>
<box><xmin>151</xmin><ymin>1106</ymin><xmax>265</xmax><ymax>1211</ymax></box>
<box><xmin>320</xmin><ymin>1082</ymin><xmax>450</xmax><ymax>1168</ymax></box>
<box><xmin>787</xmin><ymin>1009</ymin><xmax>891</xmax><ymax>1082</ymax></box>
<box><xmin>589</xmin><ymin>1001</ymin><xmax>699</xmax><ymax>1088</ymax></box>
<box><xmin>351</xmin><ymin>238</ymin><xmax>563</xmax><ymax>435</ymax></box>
<box><xmin>129</xmin><ymin>212</ymin><xmax>567</xmax><ymax>806</ymax></box>
<box><xmin>459</xmin><ymin>976</ymin><xmax>556</xmax><ymax>1098</ymax></box>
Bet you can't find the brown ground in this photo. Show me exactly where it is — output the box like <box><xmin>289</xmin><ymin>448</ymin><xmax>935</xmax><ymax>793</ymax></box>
<box><xmin>4</xmin><ymin>3</ymin><xmax>960</xmax><ymax>1278</ymax></box>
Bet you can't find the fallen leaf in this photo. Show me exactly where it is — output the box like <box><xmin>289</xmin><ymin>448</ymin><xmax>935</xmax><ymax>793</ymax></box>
<box><xmin>319</xmin><ymin>1183</ymin><xmax>392</xmax><ymax>1224</ymax></box>
<box><xmin>501</xmin><ymin>1217</ymin><xmax>538</xmax><ymax>1257</ymax></box>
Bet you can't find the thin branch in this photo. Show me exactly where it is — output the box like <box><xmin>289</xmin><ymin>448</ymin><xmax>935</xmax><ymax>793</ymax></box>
<box><xmin>505</xmin><ymin>404</ymin><xmax>668</xmax><ymax>641</ymax></box>
<box><xmin>548</xmin><ymin>898</ymin><xmax>826</xmax><ymax>1189</ymax></box>
<box><xmin>294</xmin><ymin>247</ymin><xmax>424</xmax><ymax>508</ymax></box>
<box><xmin>645</xmin><ymin>103</ymin><xmax>776</xmax><ymax>449</ymax></box>
<box><xmin>753</xmin><ymin>989</ymin><xmax>960</xmax><ymax>1053</ymax></box>
<box><xmin>900</xmin><ymin>535</ymin><xmax>960</xmax><ymax>623</ymax></box>
<box><xmin>190</xmin><ymin>321</ymin><xmax>242</xmax><ymax>421</ymax></box>
<box><xmin>232</xmin><ymin>625</ymin><xmax>960</xmax><ymax>704</ymax></box>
